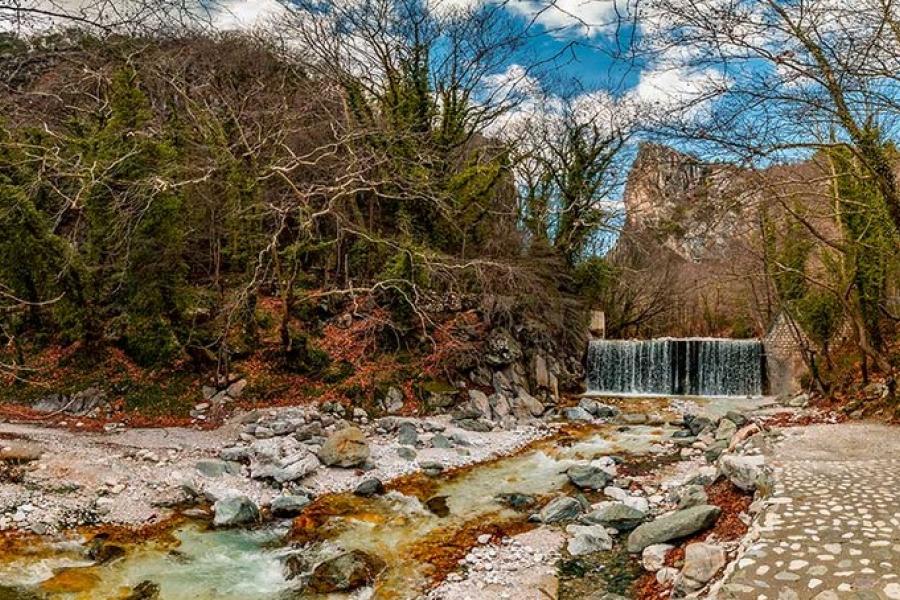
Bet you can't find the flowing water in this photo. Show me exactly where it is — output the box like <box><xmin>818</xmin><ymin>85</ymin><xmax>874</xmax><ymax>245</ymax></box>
<box><xmin>586</xmin><ymin>338</ymin><xmax>766</xmax><ymax>397</ymax></box>
<box><xmin>0</xmin><ymin>424</ymin><xmax>678</xmax><ymax>600</ymax></box>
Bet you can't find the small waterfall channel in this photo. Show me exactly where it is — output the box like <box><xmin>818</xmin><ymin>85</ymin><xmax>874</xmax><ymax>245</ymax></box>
<box><xmin>586</xmin><ymin>338</ymin><xmax>766</xmax><ymax>397</ymax></box>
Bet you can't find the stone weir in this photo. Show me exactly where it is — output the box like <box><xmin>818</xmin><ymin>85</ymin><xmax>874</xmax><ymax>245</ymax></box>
<box><xmin>586</xmin><ymin>338</ymin><xmax>767</xmax><ymax>397</ymax></box>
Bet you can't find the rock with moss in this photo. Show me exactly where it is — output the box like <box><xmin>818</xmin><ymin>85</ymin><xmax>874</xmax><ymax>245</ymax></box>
<box><xmin>307</xmin><ymin>550</ymin><xmax>386</xmax><ymax>593</ymax></box>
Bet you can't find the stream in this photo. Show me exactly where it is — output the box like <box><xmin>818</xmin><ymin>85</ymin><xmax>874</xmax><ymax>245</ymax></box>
<box><xmin>0</xmin><ymin>396</ymin><xmax>770</xmax><ymax>599</ymax></box>
<box><xmin>0</xmin><ymin>422</ymin><xmax>681</xmax><ymax>600</ymax></box>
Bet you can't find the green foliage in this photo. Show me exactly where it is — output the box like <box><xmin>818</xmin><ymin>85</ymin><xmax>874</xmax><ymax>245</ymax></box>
<box><xmin>572</xmin><ymin>256</ymin><xmax>617</xmax><ymax>306</ymax></box>
<box><xmin>283</xmin><ymin>333</ymin><xmax>331</xmax><ymax>375</ymax></box>
<box><xmin>829</xmin><ymin>143</ymin><xmax>897</xmax><ymax>349</ymax></box>
<box><xmin>763</xmin><ymin>214</ymin><xmax>813</xmax><ymax>303</ymax></box>
<box><xmin>794</xmin><ymin>291</ymin><xmax>843</xmax><ymax>348</ymax></box>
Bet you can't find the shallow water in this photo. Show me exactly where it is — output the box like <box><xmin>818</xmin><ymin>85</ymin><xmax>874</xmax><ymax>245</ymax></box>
<box><xmin>0</xmin><ymin>424</ymin><xmax>676</xmax><ymax>599</ymax></box>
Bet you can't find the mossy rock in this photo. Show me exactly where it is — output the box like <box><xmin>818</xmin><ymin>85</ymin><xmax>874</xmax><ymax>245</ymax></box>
<box><xmin>418</xmin><ymin>380</ymin><xmax>459</xmax><ymax>410</ymax></box>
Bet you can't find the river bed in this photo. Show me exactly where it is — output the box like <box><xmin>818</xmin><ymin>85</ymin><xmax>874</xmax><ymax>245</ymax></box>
<box><xmin>0</xmin><ymin>422</ymin><xmax>681</xmax><ymax>599</ymax></box>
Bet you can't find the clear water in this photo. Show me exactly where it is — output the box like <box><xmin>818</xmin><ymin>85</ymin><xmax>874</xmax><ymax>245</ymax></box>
<box><xmin>0</xmin><ymin>425</ymin><xmax>675</xmax><ymax>599</ymax></box>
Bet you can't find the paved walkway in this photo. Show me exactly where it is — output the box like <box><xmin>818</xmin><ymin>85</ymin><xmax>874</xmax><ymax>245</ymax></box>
<box><xmin>720</xmin><ymin>423</ymin><xmax>900</xmax><ymax>600</ymax></box>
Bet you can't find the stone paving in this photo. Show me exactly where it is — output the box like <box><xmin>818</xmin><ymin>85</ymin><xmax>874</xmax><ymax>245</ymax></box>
<box><xmin>720</xmin><ymin>423</ymin><xmax>900</xmax><ymax>600</ymax></box>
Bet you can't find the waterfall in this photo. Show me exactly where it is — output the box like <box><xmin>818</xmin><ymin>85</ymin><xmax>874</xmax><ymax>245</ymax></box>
<box><xmin>586</xmin><ymin>338</ymin><xmax>765</xmax><ymax>396</ymax></box>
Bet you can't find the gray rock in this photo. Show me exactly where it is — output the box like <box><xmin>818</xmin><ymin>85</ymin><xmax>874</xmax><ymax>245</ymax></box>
<box><xmin>673</xmin><ymin>484</ymin><xmax>708</xmax><ymax>509</ymax></box>
<box><xmin>353</xmin><ymin>478</ymin><xmax>384</xmax><ymax>497</ymax></box>
<box><xmin>578</xmin><ymin>397</ymin><xmax>601</xmax><ymax>415</ymax></box>
<box><xmin>397</xmin><ymin>447</ymin><xmax>417</xmax><ymax>460</ymax></box>
<box><xmin>594</xmin><ymin>403</ymin><xmax>621</xmax><ymax>418</ymax></box>
<box><xmin>272</xmin><ymin>453</ymin><xmax>321</xmax><ymax>483</ymax></box>
<box><xmin>725</xmin><ymin>411</ymin><xmax>748</xmax><ymax>427</ymax></box>
<box><xmin>641</xmin><ymin>543</ymin><xmax>673</xmax><ymax>571</ymax></box>
<box><xmin>226</xmin><ymin>379</ymin><xmax>247</xmax><ymax>398</ymax></box>
<box><xmin>468</xmin><ymin>390</ymin><xmax>491</xmax><ymax>418</ymax></box>
<box><xmin>715</xmin><ymin>418</ymin><xmax>738</xmax><ymax>441</ymax></box>
<box><xmin>626</xmin><ymin>505</ymin><xmax>721</xmax><ymax>552</ymax></box>
<box><xmin>563</xmin><ymin>407</ymin><xmax>593</xmax><ymax>422</ymax></box>
<box><xmin>513</xmin><ymin>391</ymin><xmax>545</xmax><ymax>418</ymax></box>
<box><xmin>704</xmin><ymin>440</ymin><xmax>728</xmax><ymax>463</ymax></box>
<box><xmin>213</xmin><ymin>495</ymin><xmax>260</xmax><ymax>527</ymax></box>
<box><xmin>449</xmin><ymin>432</ymin><xmax>471</xmax><ymax>446</ymax></box>
<box><xmin>567</xmin><ymin>464</ymin><xmax>612</xmax><ymax>490</ymax></box>
<box><xmin>254</xmin><ymin>426</ymin><xmax>274</xmax><ymax>439</ymax></box>
<box><xmin>419</xmin><ymin>461</ymin><xmax>444</xmax><ymax>476</ymax></box>
<box><xmin>685</xmin><ymin>466</ymin><xmax>719</xmax><ymax>486</ymax></box>
<box><xmin>489</xmin><ymin>393</ymin><xmax>511</xmax><ymax>419</ymax></box>
<box><xmin>307</xmin><ymin>550</ymin><xmax>386</xmax><ymax>593</ymax></box>
<box><xmin>539</xmin><ymin>496</ymin><xmax>583</xmax><ymax>523</ymax></box>
<box><xmin>430</xmin><ymin>434</ymin><xmax>452</xmax><ymax>449</ymax></box>
<box><xmin>196</xmin><ymin>459</ymin><xmax>229</xmax><ymax>478</ymax></box>
<box><xmin>686</xmin><ymin>415</ymin><xmax>713</xmax><ymax>436</ymax></box>
<box><xmin>397</xmin><ymin>422</ymin><xmax>419</xmax><ymax>447</ymax></box>
<box><xmin>619</xmin><ymin>413</ymin><xmax>648</xmax><ymax>425</ymax></box>
<box><xmin>566</xmin><ymin>524</ymin><xmax>613</xmax><ymax>555</ymax></box>
<box><xmin>271</xmin><ymin>495</ymin><xmax>310</xmax><ymax>518</ymax></box>
<box><xmin>583</xmin><ymin>501</ymin><xmax>647</xmax><ymax>531</ymax></box>
<box><xmin>382</xmin><ymin>386</ymin><xmax>405</xmax><ymax>414</ymax></box>
<box><xmin>270</xmin><ymin>421</ymin><xmax>296</xmax><ymax>436</ymax></box>
<box><xmin>718</xmin><ymin>454</ymin><xmax>769</xmax><ymax>491</ymax></box>
<box><xmin>681</xmin><ymin>542</ymin><xmax>725</xmax><ymax>584</ymax></box>
<box><xmin>295</xmin><ymin>422</ymin><xmax>324</xmax><ymax>441</ymax></box>
<box><xmin>219</xmin><ymin>447</ymin><xmax>252</xmax><ymax>462</ymax></box>
<box><xmin>317</xmin><ymin>427</ymin><xmax>370</xmax><ymax>468</ymax></box>
<box><xmin>454</xmin><ymin>418</ymin><xmax>492</xmax><ymax>432</ymax></box>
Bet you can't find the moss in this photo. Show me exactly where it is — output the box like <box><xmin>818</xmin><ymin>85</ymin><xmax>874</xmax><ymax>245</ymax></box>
<box><xmin>321</xmin><ymin>360</ymin><xmax>354</xmax><ymax>384</ymax></box>
<box><xmin>122</xmin><ymin>376</ymin><xmax>193</xmax><ymax>416</ymax></box>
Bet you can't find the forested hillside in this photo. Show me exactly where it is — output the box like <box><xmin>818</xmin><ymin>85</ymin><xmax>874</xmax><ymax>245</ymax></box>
<box><xmin>0</xmin><ymin>24</ymin><xmax>609</xmax><ymax>420</ymax></box>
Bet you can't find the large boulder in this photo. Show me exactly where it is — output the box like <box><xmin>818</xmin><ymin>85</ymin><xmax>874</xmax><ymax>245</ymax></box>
<box><xmin>318</xmin><ymin>427</ymin><xmax>370</xmax><ymax>468</ymax></box>
<box><xmin>307</xmin><ymin>550</ymin><xmax>386</xmax><ymax>593</ymax></box>
<box><xmin>562</xmin><ymin>406</ymin><xmax>594</xmax><ymax>422</ymax></box>
<box><xmin>566</xmin><ymin>524</ymin><xmax>613</xmax><ymax>555</ymax></box>
<box><xmin>626</xmin><ymin>505</ymin><xmax>721</xmax><ymax>553</ymax></box>
<box><xmin>583</xmin><ymin>501</ymin><xmax>647</xmax><ymax>531</ymax></box>
<box><xmin>539</xmin><ymin>496</ymin><xmax>583</xmax><ymax>523</ymax></box>
<box><xmin>718</xmin><ymin>454</ymin><xmax>769</xmax><ymax>491</ymax></box>
<box><xmin>567</xmin><ymin>464</ymin><xmax>613</xmax><ymax>490</ymax></box>
<box><xmin>213</xmin><ymin>495</ymin><xmax>260</xmax><ymax>527</ymax></box>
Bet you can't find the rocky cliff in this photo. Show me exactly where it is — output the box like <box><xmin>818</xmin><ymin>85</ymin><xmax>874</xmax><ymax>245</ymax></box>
<box><xmin>621</xmin><ymin>143</ymin><xmax>755</xmax><ymax>262</ymax></box>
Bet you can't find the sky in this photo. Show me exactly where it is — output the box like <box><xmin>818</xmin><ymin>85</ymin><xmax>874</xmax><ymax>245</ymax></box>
<box><xmin>209</xmin><ymin>0</ymin><xmax>677</xmax><ymax>107</ymax></box>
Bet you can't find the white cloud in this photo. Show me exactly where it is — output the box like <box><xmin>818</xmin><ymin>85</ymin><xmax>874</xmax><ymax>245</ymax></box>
<box><xmin>213</xmin><ymin>0</ymin><xmax>287</xmax><ymax>30</ymax></box>
<box><xmin>506</xmin><ymin>0</ymin><xmax>627</xmax><ymax>38</ymax></box>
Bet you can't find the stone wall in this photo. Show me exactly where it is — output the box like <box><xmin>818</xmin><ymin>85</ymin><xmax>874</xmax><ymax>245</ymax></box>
<box><xmin>763</xmin><ymin>312</ymin><xmax>809</xmax><ymax>397</ymax></box>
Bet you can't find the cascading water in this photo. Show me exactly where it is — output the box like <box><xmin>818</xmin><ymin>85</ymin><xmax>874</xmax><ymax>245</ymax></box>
<box><xmin>586</xmin><ymin>338</ymin><xmax>766</xmax><ymax>396</ymax></box>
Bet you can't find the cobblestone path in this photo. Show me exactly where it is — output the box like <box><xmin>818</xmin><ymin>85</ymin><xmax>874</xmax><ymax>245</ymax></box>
<box><xmin>720</xmin><ymin>424</ymin><xmax>900</xmax><ymax>600</ymax></box>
